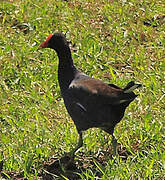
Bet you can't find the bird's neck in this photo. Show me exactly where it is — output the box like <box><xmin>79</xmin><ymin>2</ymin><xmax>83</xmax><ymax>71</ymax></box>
<box><xmin>57</xmin><ymin>48</ymin><xmax>77</xmax><ymax>93</ymax></box>
<box><xmin>57</xmin><ymin>46</ymin><xmax>73</xmax><ymax>67</ymax></box>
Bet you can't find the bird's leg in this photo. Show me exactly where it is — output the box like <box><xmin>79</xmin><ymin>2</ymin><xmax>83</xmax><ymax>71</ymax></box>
<box><xmin>111</xmin><ymin>134</ymin><xmax>117</xmax><ymax>156</ymax></box>
<box><xmin>70</xmin><ymin>132</ymin><xmax>83</xmax><ymax>156</ymax></box>
<box><xmin>73</xmin><ymin>132</ymin><xmax>83</xmax><ymax>154</ymax></box>
<box><xmin>101</xmin><ymin>128</ymin><xmax>118</xmax><ymax>156</ymax></box>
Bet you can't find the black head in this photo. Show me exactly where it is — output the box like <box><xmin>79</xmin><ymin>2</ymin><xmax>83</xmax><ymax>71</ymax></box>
<box><xmin>40</xmin><ymin>33</ymin><xmax>69</xmax><ymax>53</ymax></box>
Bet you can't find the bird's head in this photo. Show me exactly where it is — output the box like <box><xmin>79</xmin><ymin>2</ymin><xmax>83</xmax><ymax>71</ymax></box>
<box><xmin>39</xmin><ymin>33</ymin><xmax>69</xmax><ymax>52</ymax></box>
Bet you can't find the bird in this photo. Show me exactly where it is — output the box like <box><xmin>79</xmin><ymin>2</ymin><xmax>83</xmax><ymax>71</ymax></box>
<box><xmin>39</xmin><ymin>33</ymin><xmax>142</xmax><ymax>155</ymax></box>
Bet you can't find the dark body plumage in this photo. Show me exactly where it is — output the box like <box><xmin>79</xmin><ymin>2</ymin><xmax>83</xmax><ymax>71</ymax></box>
<box><xmin>40</xmin><ymin>33</ymin><xmax>142</xmax><ymax>155</ymax></box>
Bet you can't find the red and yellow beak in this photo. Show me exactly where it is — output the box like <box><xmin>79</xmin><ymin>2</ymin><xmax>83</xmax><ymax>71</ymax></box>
<box><xmin>39</xmin><ymin>34</ymin><xmax>53</xmax><ymax>48</ymax></box>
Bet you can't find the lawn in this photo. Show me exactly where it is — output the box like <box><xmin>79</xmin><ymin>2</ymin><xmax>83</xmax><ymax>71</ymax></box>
<box><xmin>0</xmin><ymin>0</ymin><xmax>164</xmax><ymax>179</ymax></box>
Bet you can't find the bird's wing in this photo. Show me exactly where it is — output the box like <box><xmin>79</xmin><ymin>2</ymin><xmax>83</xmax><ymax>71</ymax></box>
<box><xmin>67</xmin><ymin>76</ymin><xmax>124</xmax><ymax>105</ymax></box>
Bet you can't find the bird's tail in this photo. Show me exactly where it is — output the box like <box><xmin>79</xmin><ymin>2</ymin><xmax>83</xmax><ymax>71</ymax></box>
<box><xmin>123</xmin><ymin>81</ymin><xmax>142</xmax><ymax>93</ymax></box>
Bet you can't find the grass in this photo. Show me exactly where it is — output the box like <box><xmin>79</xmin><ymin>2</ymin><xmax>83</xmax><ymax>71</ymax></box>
<box><xmin>0</xmin><ymin>0</ymin><xmax>164</xmax><ymax>179</ymax></box>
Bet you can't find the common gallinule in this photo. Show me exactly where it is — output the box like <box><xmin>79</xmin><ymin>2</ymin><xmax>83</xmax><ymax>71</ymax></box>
<box><xmin>40</xmin><ymin>33</ymin><xmax>142</xmax><ymax>155</ymax></box>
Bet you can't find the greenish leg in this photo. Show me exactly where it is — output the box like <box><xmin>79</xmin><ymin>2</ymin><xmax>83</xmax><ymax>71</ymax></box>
<box><xmin>70</xmin><ymin>132</ymin><xmax>83</xmax><ymax>156</ymax></box>
<box><xmin>111</xmin><ymin>134</ymin><xmax>117</xmax><ymax>156</ymax></box>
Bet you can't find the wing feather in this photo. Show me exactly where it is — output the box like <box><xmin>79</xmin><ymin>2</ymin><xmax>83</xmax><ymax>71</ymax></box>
<box><xmin>68</xmin><ymin>77</ymin><xmax>123</xmax><ymax>105</ymax></box>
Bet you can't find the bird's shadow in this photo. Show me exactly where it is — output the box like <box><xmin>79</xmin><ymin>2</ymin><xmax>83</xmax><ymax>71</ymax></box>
<box><xmin>43</xmin><ymin>145</ymin><xmax>131</xmax><ymax>180</ymax></box>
